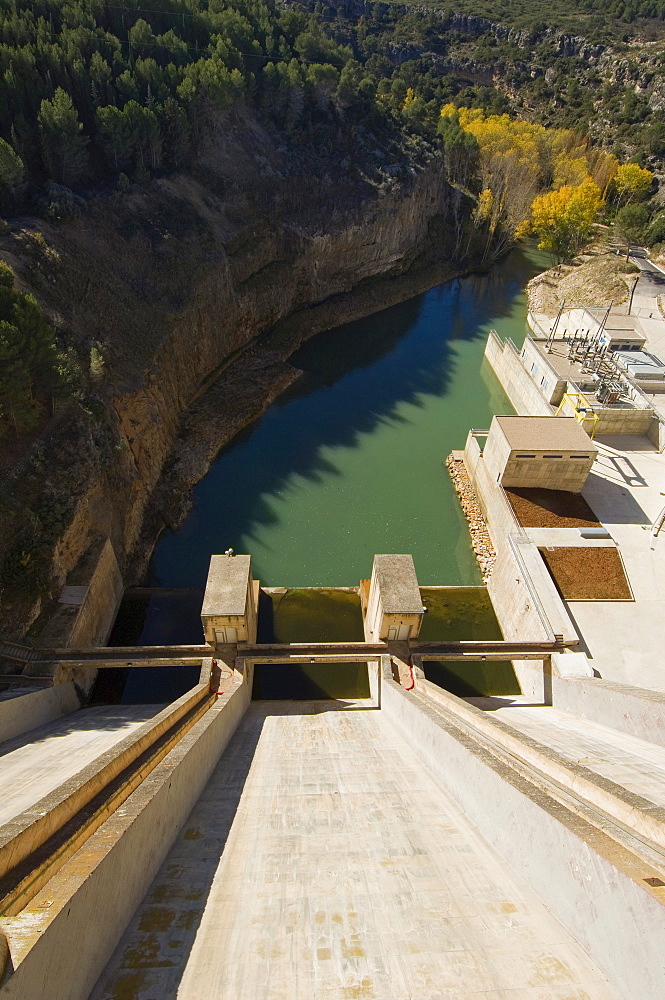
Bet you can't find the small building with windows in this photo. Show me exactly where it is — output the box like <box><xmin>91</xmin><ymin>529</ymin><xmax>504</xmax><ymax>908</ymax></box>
<box><xmin>364</xmin><ymin>554</ymin><xmax>425</xmax><ymax>643</ymax></box>
<box><xmin>483</xmin><ymin>415</ymin><xmax>597</xmax><ymax>492</ymax></box>
<box><xmin>201</xmin><ymin>553</ymin><xmax>258</xmax><ymax>645</ymax></box>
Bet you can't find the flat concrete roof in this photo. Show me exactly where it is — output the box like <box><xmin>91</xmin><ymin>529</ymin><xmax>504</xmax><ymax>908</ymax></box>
<box><xmin>563</xmin><ymin>308</ymin><xmax>646</xmax><ymax>338</ymax></box>
<box><xmin>202</xmin><ymin>554</ymin><xmax>251</xmax><ymax>617</ymax></box>
<box><xmin>373</xmin><ymin>554</ymin><xmax>424</xmax><ymax>614</ymax></box>
<box><xmin>493</xmin><ymin>415</ymin><xmax>597</xmax><ymax>453</ymax></box>
<box><xmin>529</xmin><ymin>340</ymin><xmax>585</xmax><ymax>383</ymax></box>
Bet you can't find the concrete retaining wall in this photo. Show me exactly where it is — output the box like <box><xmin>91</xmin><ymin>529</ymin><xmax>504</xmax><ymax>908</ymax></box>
<box><xmin>464</xmin><ymin>431</ymin><xmax>581</xmax><ymax>700</ymax></box>
<box><xmin>380</xmin><ymin>678</ymin><xmax>665</xmax><ymax>1000</ymax></box>
<box><xmin>487</xmin><ymin>537</ymin><xmax>579</xmax><ymax>700</ymax></box>
<box><xmin>68</xmin><ymin>539</ymin><xmax>124</xmax><ymax>648</ymax></box>
<box><xmin>0</xmin><ymin>676</ymin><xmax>251</xmax><ymax>1000</ymax></box>
<box><xmin>519</xmin><ymin>337</ymin><xmax>567</xmax><ymax>406</ymax></box>
<box><xmin>647</xmin><ymin>413</ymin><xmax>665</xmax><ymax>451</ymax></box>
<box><xmin>558</xmin><ymin>395</ymin><xmax>653</xmax><ymax>436</ymax></box>
<box><xmin>0</xmin><ymin>677</ymin><xmax>214</xmax><ymax>892</ymax></box>
<box><xmin>552</xmin><ymin>673</ymin><xmax>665</xmax><ymax>747</ymax></box>
<box><xmin>463</xmin><ymin>435</ymin><xmax>524</xmax><ymax>550</ymax></box>
<box><xmin>484</xmin><ymin>330</ymin><xmax>553</xmax><ymax>416</ymax></box>
<box><xmin>0</xmin><ymin>684</ymin><xmax>82</xmax><ymax>746</ymax></box>
<box><xmin>368</xmin><ymin>660</ymin><xmax>381</xmax><ymax>707</ymax></box>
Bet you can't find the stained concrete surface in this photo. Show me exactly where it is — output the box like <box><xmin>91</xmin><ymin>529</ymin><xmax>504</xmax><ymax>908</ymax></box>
<box><xmin>467</xmin><ymin>696</ymin><xmax>665</xmax><ymax>810</ymax></box>
<box><xmin>0</xmin><ymin>705</ymin><xmax>164</xmax><ymax>826</ymax></box>
<box><xmin>91</xmin><ymin>700</ymin><xmax>619</xmax><ymax>1000</ymax></box>
<box><xmin>573</xmin><ymin>435</ymin><xmax>665</xmax><ymax>693</ymax></box>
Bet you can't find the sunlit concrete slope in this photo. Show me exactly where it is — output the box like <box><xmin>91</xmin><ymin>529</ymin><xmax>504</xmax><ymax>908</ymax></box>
<box><xmin>91</xmin><ymin>701</ymin><xmax>619</xmax><ymax>1000</ymax></box>
<box><xmin>468</xmin><ymin>696</ymin><xmax>665</xmax><ymax>810</ymax></box>
<box><xmin>0</xmin><ymin>705</ymin><xmax>164</xmax><ymax>826</ymax></box>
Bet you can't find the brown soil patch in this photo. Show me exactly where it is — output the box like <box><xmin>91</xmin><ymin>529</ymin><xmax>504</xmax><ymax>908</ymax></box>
<box><xmin>505</xmin><ymin>488</ymin><xmax>600</xmax><ymax>528</ymax></box>
<box><xmin>540</xmin><ymin>547</ymin><xmax>632</xmax><ymax>600</ymax></box>
<box><xmin>527</xmin><ymin>253</ymin><xmax>633</xmax><ymax>317</ymax></box>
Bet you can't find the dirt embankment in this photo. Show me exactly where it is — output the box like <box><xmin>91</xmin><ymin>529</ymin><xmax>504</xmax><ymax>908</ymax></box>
<box><xmin>0</xmin><ymin>123</ymin><xmax>471</xmax><ymax>637</ymax></box>
<box><xmin>527</xmin><ymin>252</ymin><xmax>639</xmax><ymax>316</ymax></box>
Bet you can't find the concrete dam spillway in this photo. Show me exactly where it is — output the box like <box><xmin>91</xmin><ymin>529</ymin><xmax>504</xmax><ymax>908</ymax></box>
<box><xmin>1</xmin><ymin>246</ymin><xmax>664</xmax><ymax>1000</ymax></box>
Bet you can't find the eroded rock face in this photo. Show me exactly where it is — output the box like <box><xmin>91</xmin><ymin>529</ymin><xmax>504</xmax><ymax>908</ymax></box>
<box><xmin>0</xmin><ymin>131</ymin><xmax>466</xmax><ymax>633</ymax></box>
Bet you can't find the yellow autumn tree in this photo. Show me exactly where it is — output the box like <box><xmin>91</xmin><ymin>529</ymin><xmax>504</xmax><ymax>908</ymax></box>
<box><xmin>613</xmin><ymin>163</ymin><xmax>654</xmax><ymax>205</ymax></box>
<box><xmin>552</xmin><ymin>151</ymin><xmax>589</xmax><ymax>189</ymax></box>
<box><xmin>440</xmin><ymin>107</ymin><xmax>550</xmax><ymax>257</ymax></box>
<box><xmin>439</xmin><ymin>104</ymin><xmax>619</xmax><ymax>259</ymax></box>
<box><xmin>586</xmin><ymin>147</ymin><xmax>619</xmax><ymax>198</ymax></box>
<box><xmin>531</xmin><ymin>178</ymin><xmax>604</xmax><ymax>261</ymax></box>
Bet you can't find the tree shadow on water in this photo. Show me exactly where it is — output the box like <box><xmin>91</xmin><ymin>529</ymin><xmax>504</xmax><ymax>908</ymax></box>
<box><xmin>148</xmin><ymin>249</ymin><xmax>539</xmax><ymax>588</ymax></box>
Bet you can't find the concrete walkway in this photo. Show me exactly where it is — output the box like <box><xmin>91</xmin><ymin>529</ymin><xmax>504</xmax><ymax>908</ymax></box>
<box><xmin>91</xmin><ymin>700</ymin><xmax>619</xmax><ymax>1000</ymax></box>
<box><xmin>467</xmin><ymin>697</ymin><xmax>665</xmax><ymax>809</ymax></box>
<box><xmin>0</xmin><ymin>705</ymin><xmax>164</xmax><ymax>826</ymax></box>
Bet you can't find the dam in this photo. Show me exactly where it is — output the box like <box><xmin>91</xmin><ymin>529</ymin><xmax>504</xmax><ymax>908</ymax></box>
<box><xmin>0</xmin><ymin>247</ymin><xmax>664</xmax><ymax>1000</ymax></box>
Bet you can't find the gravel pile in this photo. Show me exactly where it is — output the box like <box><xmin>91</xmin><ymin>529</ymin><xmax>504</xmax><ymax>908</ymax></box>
<box><xmin>446</xmin><ymin>455</ymin><xmax>495</xmax><ymax>582</ymax></box>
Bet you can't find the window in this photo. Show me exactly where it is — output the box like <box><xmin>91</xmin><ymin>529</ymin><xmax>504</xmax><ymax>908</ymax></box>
<box><xmin>544</xmin><ymin>454</ymin><xmax>563</xmax><ymax>459</ymax></box>
<box><xmin>570</xmin><ymin>454</ymin><xmax>590</xmax><ymax>459</ymax></box>
<box><xmin>515</xmin><ymin>454</ymin><xmax>536</xmax><ymax>459</ymax></box>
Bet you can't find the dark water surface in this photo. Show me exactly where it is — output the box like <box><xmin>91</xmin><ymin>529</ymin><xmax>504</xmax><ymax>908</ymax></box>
<box><xmin>148</xmin><ymin>245</ymin><xmax>549</xmax><ymax>592</ymax></box>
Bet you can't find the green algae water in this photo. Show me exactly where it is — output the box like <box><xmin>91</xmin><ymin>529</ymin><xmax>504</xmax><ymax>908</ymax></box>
<box><xmin>148</xmin><ymin>245</ymin><xmax>549</xmax><ymax>592</ymax></box>
<box><xmin>419</xmin><ymin>587</ymin><xmax>519</xmax><ymax>697</ymax></box>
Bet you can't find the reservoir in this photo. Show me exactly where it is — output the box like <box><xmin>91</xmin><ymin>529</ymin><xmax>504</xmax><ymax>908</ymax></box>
<box><xmin>103</xmin><ymin>244</ymin><xmax>549</xmax><ymax>700</ymax></box>
<box><xmin>148</xmin><ymin>245</ymin><xmax>549</xmax><ymax>590</ymax></box>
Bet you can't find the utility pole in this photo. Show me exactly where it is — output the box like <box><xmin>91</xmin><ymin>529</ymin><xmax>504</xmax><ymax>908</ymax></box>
<box><xmin>628</xmin><ymin>274</ymin><xmax>640</xmax><ymax>316</ymax></box>
<box><xmin>546</xmin><ymin>300</ymin><xmax>565</xmax><ymax>353</ymax></box>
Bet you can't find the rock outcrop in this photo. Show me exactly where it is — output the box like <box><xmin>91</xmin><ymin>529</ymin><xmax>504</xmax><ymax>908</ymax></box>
<box><xmin>0</xmin><ymin>121</ymin><xmax>469</xmax><ymax>635</ymax></box>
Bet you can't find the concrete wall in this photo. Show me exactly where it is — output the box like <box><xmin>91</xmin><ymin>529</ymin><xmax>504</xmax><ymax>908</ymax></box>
<box><xmin>482</xmin><ymin>421</ymin><xmax>511</xmax><ymax>483</ymax></box>
<box><xmin>558</xmin><ymin>394</ymin><xmax>653</xmax><ymax>436</ymax></box>
<box><xmin>0</xmin><ymin>676</ymin><xmax>251</xmax><ymax>1000</ymax></box>
<box><xmin>368</xmin><ymin>659</ymin><xmax>382</xmax><ymax>707</ymax></box>
<box><xmin>380</xmin><ymin>678</ymin><xmax>665</xmax><ymax>1000</ymax></box>
<box><xmin>33</xmin><ymin>538</ymin><xmax>124</xmax><ymax>696</ymax></box>
<box><xmin>36</xmin><ymin>539</ymin><xmax>123</xmax><ymax>650</ymax></box>
<box><xmin>0</xmin><ymin>683</ymin><xmax>82</xmax><ymax>745</ymax></box>
<box><xmin>464</xmin><ymin>431</ymin><xmax>581</xmax><ymax>699</ymax></box>
<box><xmin>487</xmin><ymin>537</ymin><xmax>580</xmax><ymax>700</ymax></box>
<box><xmin>68</xmin><ymin>539</ymin><xmax>124</xmax><ymax>648</ymax></box>
<box><xmin>551</xmin><ymin>673</ymin><xmax>665</xmax><ymax>747</ymax></box>
<box><xmin>520</xmin><ymin>337</ymin><xmax>567</xmax><ymax>406</ymax></box>
<box><xmin>463</xmin><ymin>435</ymin><xmax>525</xmax><ymax>550</ymax></box>
<box><xmin>484</xmin><ymin>330</ymin><xmax>554</xmax><ymax>416</ymax></box>
<box><xmin>647</xmin><ymin>412</ymin><xmax>665</xmax><ymax>451</ymax></box>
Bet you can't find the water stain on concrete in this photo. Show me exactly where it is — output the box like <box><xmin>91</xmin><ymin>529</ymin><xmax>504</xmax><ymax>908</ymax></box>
<box><xmin>138</xmin><ymin>907</ymin><xmax>175</xmax><ymax>932</ymax></box>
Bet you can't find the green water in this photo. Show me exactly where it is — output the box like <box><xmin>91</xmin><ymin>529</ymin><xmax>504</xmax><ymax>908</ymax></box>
<box><xmin>420</xmin><ymin>587</ymin><xmax>520</xmax><ymax>696</ymax></box>
<box><xmin>253</xmin><ymin>588</ymin><xmax>367</xmax><ymax>700</ymax></box>
<box><xmin>148</xmin><ymin>244</ymin><xmax>550</xmax><ymax>590</ymax></box>
<box><xmin>124</xmin><ymin>244</ymin><xmax>549</xmax><ymax>700</ymax></box>
<box><xmin>250</xmin><ymin>585</ymin><xmax>517</xmax><ymax>699</ymax></box>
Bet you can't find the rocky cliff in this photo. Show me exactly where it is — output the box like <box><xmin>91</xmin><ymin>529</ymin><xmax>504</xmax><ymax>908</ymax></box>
<box><xmin>0</xmin><ymin>120</ymin><xmax>470</xmax><ymax>638</ymax></box>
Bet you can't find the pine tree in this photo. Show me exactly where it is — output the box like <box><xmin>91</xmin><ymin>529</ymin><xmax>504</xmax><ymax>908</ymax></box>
<box><xmin>38</xmin><ymin>88</ymin><xmax>89</xmax><ymax>186</ymax></box>
<box><xmin>0</xmin><ymin>138</ymin><xmax>24</xmax><ymax>203</ymax></box>
<box><xmin>160</xmin><ymin>98</ymin><xmax>190</xmax><ymax>169</ymax></box>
